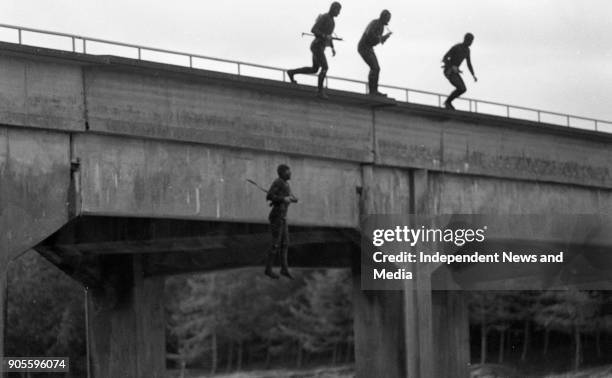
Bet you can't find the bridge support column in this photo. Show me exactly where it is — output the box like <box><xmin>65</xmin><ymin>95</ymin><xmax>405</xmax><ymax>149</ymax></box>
<box><xmin>87</xmin><ymin>255</ymin><xmax>165</xmax><ymax>378</ymax></box>
<box><xmin>0</xmin><ymin>128</ymin><xmax>74</xmax><ymax>363</ymax></box>
<box><xmin>352</xmin><ymin>264</ymin><xmax>406</xmax><ymax>378</ymax></box>
<box><xmin>432</xmin><ymin>291</ymin><xmax>469</xmax><ymax>377</ymax></box>
<box><xmin>353</xmin><ymin>165</ymin><xmax>411</xmax><ymax>378</ymax></box>
<box><xmin>354</xmin><ymin>166</ymin><xmax>469</xmax><ymax>377</ymax></box>
<box><xmin>0</xmin><ymin>261</ymin><xmax>6</xmax><ymax>363</ymax></box>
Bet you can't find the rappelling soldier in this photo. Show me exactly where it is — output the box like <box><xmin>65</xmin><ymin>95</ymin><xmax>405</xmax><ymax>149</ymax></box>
<box><xmin>265</xmin><ymin>164</ymin><xmax>298</xmax><ymax>279</ymax></box>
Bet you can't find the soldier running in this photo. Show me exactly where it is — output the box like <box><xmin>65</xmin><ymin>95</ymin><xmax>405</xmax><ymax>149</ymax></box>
<box><xmin>442</xmin><ymin>33</ymin><xmax>478</xmax><ymax>110</ymax></box>
<box><xmin>265</xmin><ymin>164</ymin><xmax>298</xmax><ymax>280</ymax></box>
<box><xmin>358</xmin><ymin>10</ymin><xmax>392</xmax><ymax>96</ymax></box>
<box><xmin>287</xmin><ymin>2</ymin><xmax>342</xmax><ymax>99</ymax></box>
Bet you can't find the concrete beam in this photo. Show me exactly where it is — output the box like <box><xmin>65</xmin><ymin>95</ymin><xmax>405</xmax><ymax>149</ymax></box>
<box><xmin>78</xmin><ymin>56</ymin><xmax>612</xmax><ymax>189</ymax></box>
<box><xmin>49</xmin><ymin>229</ymin><xmax>350</xmax><ymax>255</ymax></box>
<box><xmin>2</xmin><ymin>43</ymin><xmax>612</xmax><ymax>191</ymax></box>
<box><xmin>38</xmin><ymin>216</ymin><xmax>358</xmax><ymax>279</ymax></box>
<box><xmin>429</xmin><ymin>172</ymin><xmax>612</xmax><ymax>214</ymax></box>
<box><xmin>144</xmin><ymin>239</ymin><xmax>354</xmax><ymax>276</ymax></box>
<box><xmin>377</xmin><ymin>105</ymin><xmax>612</xmax><ymax>188</ymax></box>
<box><xmin>0</xmin><ymin>54</ymin><xmax>85</xmax><ymax>131</ymax></box>
<box><xmin>74</xmin><ymin>134</ymin><xmax>362</xmax><ymax>227</ymax></box>
<box><xmin>82</xmin><ymin>66</ymin><xmax>373</xmax><ymax>162</ymax></box>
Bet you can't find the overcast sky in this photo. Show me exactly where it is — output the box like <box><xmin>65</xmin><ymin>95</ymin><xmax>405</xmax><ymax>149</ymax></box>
<box><xmin>2</xmin><ymin>0</ymin><xmax>611</xmax><ymax>124</ymax></box>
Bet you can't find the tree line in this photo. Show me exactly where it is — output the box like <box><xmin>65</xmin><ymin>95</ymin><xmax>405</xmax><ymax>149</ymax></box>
<box><xmin>165</xmin><ymin>268</ymin><xmax>354</xmax><ymax>375</ymax></box>
<box><xmin>468</xmin><ymin>290</ymin><xmax>612</xmax><ymax>371</ymax></box>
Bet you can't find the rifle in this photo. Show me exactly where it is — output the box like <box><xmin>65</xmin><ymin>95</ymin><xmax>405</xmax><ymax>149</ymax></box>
<box><xmin>301</xmin><ymin>32</ymin><xmax>343</xmax><ymax>41</ymax></box>
<box><xmin>246</xmin><ymin>179</ymin><xmax>298</xmax><ymax>203</ymax></box>
<box><xmin>246</xmin><ymin>179</ymin><xmax>269</xmax><ymax>194</ymax></box>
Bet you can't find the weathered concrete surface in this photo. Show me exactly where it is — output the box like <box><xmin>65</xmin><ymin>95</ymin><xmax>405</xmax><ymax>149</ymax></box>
<box><xmin>87</xmin><ymin>254</ymin><xmax>165</xmax><ymax>378</ymax></box>
<box><xmin>426</xmin><ymin>172</ymin><xmax>612</xmax><ymax>214</ymax></box>
<box><xmin>0</xmin><ymin>54</ymin><xmax>85</xmax><ymax>131</ymax></box>
<box><xmin>354</xmin><ymin>165</ymin><xmax>410</xmax><ymax>378</ymax></box>
<box><xmin>83</xmin><ymin>67</ymin><xmax>373</xmax><ymax>162</ymax></box>
<box><xmin>432</xmin><ymin>290</ymin><xmax>469</xmax><ymax>378</ymax></box>
<box><xmin>355</xmin><ymin>166</ymin><xmax>471</xmax><ymax>378</ymax></box>
<box><xmin>352</xmin><ymin>271</ymin><xmax>406</xmax><ymax>378</ymax></box>
<box><xmin>0</xmin><ymin>127</ymin><xmax>72</xmax><ymax>358</ymax></box>
<box><xmin>2</xmin><ymin>42</ymin><xmax>612</xmax><ymax>193</ymax></box>
<box><xmin>0</xmin><ymin>264</ymin><xmax>6</xmax><ymax>361</ymax></box>
<box><xmin>0</xmin><ymin>127</ymin><xmax>72</xmax><ymax>257</ymax></box>
<box><xmin>359</xmin><ymin>165</ymin><xmax>412</xmax><ymax>215</ymax></box>
<box><xmin>376</xmin><ymin>107</ymin><xmax>612</xmax><ymax>188</ymax></box>
<box><xmin>74</xmin><ymin>134</ymin><xmax>361</xmax><ymax>227</ymax></box>
<box><xmin>410</xmin><ymin>170</ymin><xmax>470</xmax><ymax>378</ymax></box>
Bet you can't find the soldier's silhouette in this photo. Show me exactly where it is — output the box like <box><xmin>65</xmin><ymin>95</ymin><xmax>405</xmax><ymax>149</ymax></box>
<box><xmin>442</xmin><ymin>33</ymin><xmax>478</xmax><ymax>110</ymax></box>
<box><xmin>287</xmin><ymin>2</ymin><xmax>342</xmax><ymax>99</ymax></box>
<box><xmin>358</xmin><ymin>9</ymin><xmax>392</xmax><ymax>96</ymax></box>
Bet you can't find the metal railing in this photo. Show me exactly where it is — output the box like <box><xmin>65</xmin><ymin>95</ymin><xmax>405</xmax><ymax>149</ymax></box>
<box><xmin>1</xmin><ymin>23</ymin><xmax>610</xmax><ymax>134</ymax></box>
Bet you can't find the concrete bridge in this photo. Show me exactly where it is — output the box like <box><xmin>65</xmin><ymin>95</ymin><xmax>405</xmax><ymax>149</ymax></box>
<box><xmin>1</xmin><ymin>40</ymin><xmax>611</xmax><ymax>377</ymax></box>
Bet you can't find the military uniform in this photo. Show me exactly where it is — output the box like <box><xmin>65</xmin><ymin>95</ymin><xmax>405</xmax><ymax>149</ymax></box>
<box><xmin>442</xmin><ymin>36</ymin><xmax>476</xmax><ymax>109</ymax></box>
<box><xmin>287</xmin><ymin>11</ymin><xmax>337</xmax><ymax>95</ymax></box>
<box><xmin>358</xmin><ymin>19</ymin><xmax>386</xmax><ymax>94</ymax></box>
<box><xmin>266</xmin><ymin>177</ymin><xmax>294</xmax><ymax>272</ymax></box>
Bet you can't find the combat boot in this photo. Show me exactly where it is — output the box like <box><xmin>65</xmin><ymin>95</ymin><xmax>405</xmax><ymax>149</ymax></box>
<box><xmin>280</xmin><ymin>247</ymin><xmax>294</xmax><ymax>280</ymax></box>
<box><xmin>264</xmin><ymin>251</ymin><xmax>280</xmax><ymax>279</ymax></box>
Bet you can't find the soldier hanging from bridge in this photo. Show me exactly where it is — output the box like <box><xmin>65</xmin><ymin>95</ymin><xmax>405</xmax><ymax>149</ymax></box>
<box><xmin>264</xmin><ymin>164</ymin><xmax>298</xmax><ymax>280</ymax></box>
<box><xmin>287</xmin><ymin>2</ymin><xmax>342</xmax><ymax>99</ymax></box>
<box><xmin>442</xmin><ymin>33</ymin><xmax>478</xmax><ymax>110</ymax></box>
<box><xmin>358</xmin><ymin>9</ymin><xmax>392</xmax><ymax>97</ymax></box>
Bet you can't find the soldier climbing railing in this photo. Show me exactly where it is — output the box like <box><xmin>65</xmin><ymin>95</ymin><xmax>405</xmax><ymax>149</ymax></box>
<box><xmin>1</xmin><ymin>23</ymin><xmax>610</xmax><ymax>133</ymax></box>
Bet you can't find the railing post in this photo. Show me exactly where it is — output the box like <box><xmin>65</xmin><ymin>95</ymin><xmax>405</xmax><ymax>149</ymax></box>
<box><xmin>537</xmin><ymin>111</ymin><xmax>541</xmax><ymax>123</ymax></box>
<box><xmin>566</xmin><ymin>115</ymin><xmax>570</xmax><ymax>127</ymax></box>
<box><xmin>475</xmin><ymin>101</ymin><xmax>478</xmax><ymax>113</ymax></box>
<box><xmin>405</xmin><ymin>89</ymin><xmax>409</xmax><ymax>103</ymax></box>
<box><xmin>506</xmin><ymin>106</ymin><xmax>510</xmax><ymax>118</ymax></box>
<box><xmin>237</xmin><ymin>63</ymin><xmax>241</xmax><ymax>75</ymax></box>
<box><xmin>438</xmin><ymin>95</ymin><xmax>442</xmax><ymax>108</ymax></box>
<box><xmin>189</xmin><ymin>56</ymin><xmax>193</xmax><ymax>68</ymax></box>
<box><xmin>72</xmin><ymin>37</ymin><xmax>76</xmax><ymax>52</ymax></box>
<box><xmin>83</xmin><ymin>39</ymin><xmax>86</xmax><ymax>54</ymax></box>
<box><xmin>137</xmin><ymin>47</ymin><xmax>141</xmax><ymax>60</ymax></box>
<box><xmin>594</xmin><ymin>120</ymin><xmax>598</xmax><ymax>131</ymax></box>
<box><xmin>325</xmin><ymin>77</ymin><xmax>329</xmax><ymax>88</ymax></box>
<box><xmin>282</xmin><ymin>70</ymin><xmax>286</xmax><ymax>82</ymax></box>
<box><xmin>18</xmin><ymin>28</ymin><xmax>22</xmax><ymax>44</ymax></box>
